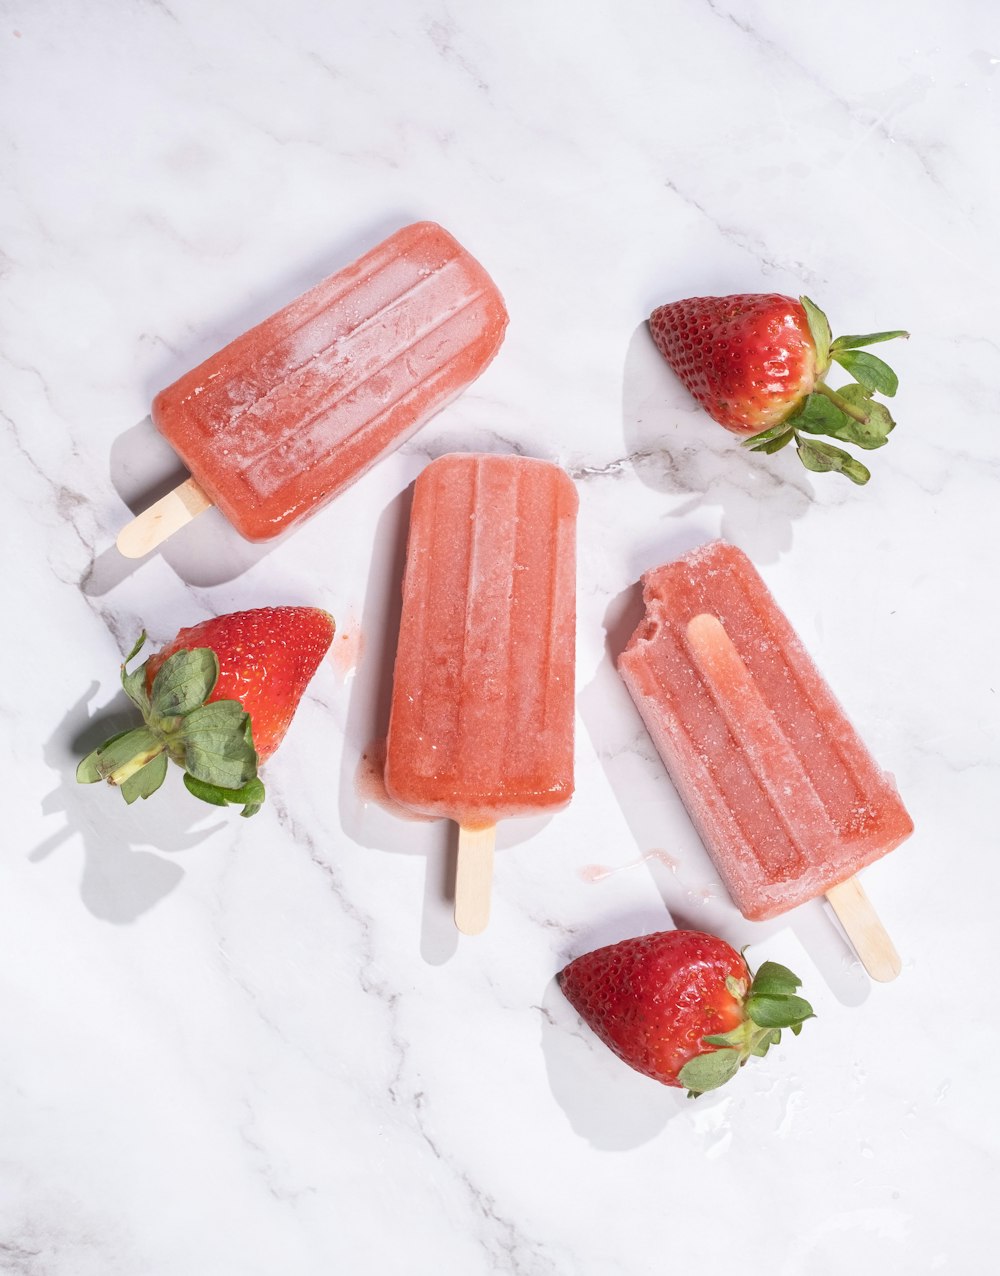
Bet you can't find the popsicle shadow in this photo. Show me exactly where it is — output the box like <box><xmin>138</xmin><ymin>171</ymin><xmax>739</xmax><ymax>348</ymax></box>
<box><xmin>31</xmin><ymin>682</ymin><xmax>226</xmax><ymax>923</ymax></box>
<box><xmin>576</xmin><ymin>581</ymin><xmax>871</xmax><ymax>1008</ymax></box>
<box><xmin>621</xmin><ymin>322</ymin><xmax>813</xmax><ymax>566</ymax></box>
<box><xmin>82</xmin><ymin>418</ymin><xmax>284</xmax><ymax>594</ymax></box>
<box><xmin>335</xmin><ymin>482</ymin><xmax>460</xmax><ymax>964</ymax></box>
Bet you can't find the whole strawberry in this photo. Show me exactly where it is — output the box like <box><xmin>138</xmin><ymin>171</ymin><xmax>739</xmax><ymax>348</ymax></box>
<box><xmin>649</xmin><ymin>293</ymin><xmax>908</xmax><ymax>484</ymax></box>
<box><xmin>559</xmin><ymin>930</ymin><xmax>813</xmax><ymax>1095</ymax></box>
<box><xmin>77</xmin><ymin>606</ymin><xmax>334</xmax><ymax>816</ymax></box>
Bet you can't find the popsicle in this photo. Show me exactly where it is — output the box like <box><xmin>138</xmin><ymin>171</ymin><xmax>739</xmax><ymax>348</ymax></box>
<box><xmin>618</xmin><ymin>541</ymin><xmax>912</xmax><ymax>980</ymax></box>
<box><xmin>117</xmin><ymin>222</ymin><xmax>508</xmax><ymax>554</ymax></box>
<box><xmin>384</xmin><ymin>453</ymin><xmax>578</xmax><ymax>933</ymax></box>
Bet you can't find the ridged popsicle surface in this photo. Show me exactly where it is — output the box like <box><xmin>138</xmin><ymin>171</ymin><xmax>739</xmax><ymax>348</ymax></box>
<box><xmin>384</xmin><ymin>453</ymin><xmax>577</xmax><ymax>827</ymax></box>
<box><xmin>152</xmin><ymin>222</ymin><xmax>508</xmax><ymax>541</ymax></box>
<box><xmin>618</xmin><ymin>541</ymin><xmax>912</xmax><ymax>920</ymax></box>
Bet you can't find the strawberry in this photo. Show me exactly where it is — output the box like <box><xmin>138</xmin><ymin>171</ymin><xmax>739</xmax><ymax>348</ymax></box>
<box><xmin>77</xmin><ymin>607</ymin><xmax>334</xmax><ymax>816</ymax></box>
<box><xmin>559</xmin><ymin>930</ymin><xmax>813</xmax><ymax>1096</ymax></box>
<box><xmin>649</xmin><ymin>293</ymin><xmax>908</xmax><ymax>485</ymax></box>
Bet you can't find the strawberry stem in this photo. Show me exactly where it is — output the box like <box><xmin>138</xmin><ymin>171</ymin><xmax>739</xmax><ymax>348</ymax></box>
<box><xmin>814</xmin><ymin>380</ymin><xmax>869</xmax><ymax>425</ymax></box>
<box><xmin>107</xmin><ymin>743</ymin><xmax>166</xmax><ymax>787</ymax></box>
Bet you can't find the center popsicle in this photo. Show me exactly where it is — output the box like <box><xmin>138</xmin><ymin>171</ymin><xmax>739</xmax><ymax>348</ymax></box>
<box><xmin>384</xmin><ymin>453</ymin><xmax>578</xmax><ymax>934</ymax></box>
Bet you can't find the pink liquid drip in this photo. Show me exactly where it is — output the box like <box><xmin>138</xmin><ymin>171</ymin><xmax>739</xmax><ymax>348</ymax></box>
<box><xmin>578</xmin><ymin>849</ymin><xmax>680</xmax><ymax>883</ymax></box>
<box><xmin>329</xmin><ymin>620</ymin><xmax>364</xmax><ymax>682</ymax></box>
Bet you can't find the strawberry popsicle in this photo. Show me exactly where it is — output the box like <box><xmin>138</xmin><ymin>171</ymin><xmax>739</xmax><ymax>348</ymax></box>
<box><xmin>384</xmin><ymin>453</ymin><xmax>578</xmax><ymax>933</ymax></box>
<box><xmin>618</xmin><ymin>541</ymin><xmax>912</xmax><ymax>979</ymax></box>
<box><xmin>117</xmin><ymin>222</ymin><xmax>508</xmax><ymax>555</ymax></box>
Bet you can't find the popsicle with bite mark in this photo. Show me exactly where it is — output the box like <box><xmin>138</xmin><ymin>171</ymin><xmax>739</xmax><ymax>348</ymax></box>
<box><xmin>618</xmin><ymin>541</ymin><xmax>912</xmax><ymax>980</ymax></box>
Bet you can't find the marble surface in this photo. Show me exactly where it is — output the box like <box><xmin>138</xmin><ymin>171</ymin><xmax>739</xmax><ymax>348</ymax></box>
<box><xmin>2</xmin><ymin>1</ymin><xmax>997</xmax><ymax>1272</ymax></box>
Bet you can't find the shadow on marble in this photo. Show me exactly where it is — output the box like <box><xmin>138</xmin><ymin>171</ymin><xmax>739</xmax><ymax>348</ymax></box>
<box><xmin>573</xmin><ymin>584</ymin><xmax>872</xmax><ymax>1009</ymax></box>
<box><xmin>31</xmin><ymin>681</ymin><xmax>225</xmax><ymax>924</ymax></box>
<box><xmin>620</xmin><ymin>322</ymin><xmax>813</xmax><ymax>566</ymax></box>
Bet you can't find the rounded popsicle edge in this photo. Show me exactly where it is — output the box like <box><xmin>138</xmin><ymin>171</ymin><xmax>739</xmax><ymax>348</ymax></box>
<box><xmin>825</xmin><ymin>876</ymin><xmax>901</xmax><ymax>982</ymax></box>
<box><xmin>454</xmin><ymin>824</ymin><xmax>496</xmax><ymax>935</ymax></box>
<box><xmin>116</xmin><ymin>477</ymin><xmax>213</xmax><ymax>558</ymax></box>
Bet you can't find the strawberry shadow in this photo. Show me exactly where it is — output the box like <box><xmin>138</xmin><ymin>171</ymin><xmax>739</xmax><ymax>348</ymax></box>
<box><xmin>621</xmin><ymin>322</ymin><xmax>814</xmax><ymax>566</ymax></box>
<box><xmin>537</xmin><ymin>959</ymin><xmax>688</xmax><ymax>1149</ymax></box>
<box><xmin>574</xmin><ymin>583</ymin><xmax>871</xmax><ymax>1009</ymax></box>
<box><xmin>32</xmin><ymin>681</ymin><xmax>227</xmax><ymax>923</ymax></box>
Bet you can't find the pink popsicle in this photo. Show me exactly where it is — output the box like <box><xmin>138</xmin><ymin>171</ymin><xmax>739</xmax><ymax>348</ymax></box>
<box><xmin>118</xmin><ymin>222</ymin><xmax>508</xmax><ymax>553</ymax></box>
<box><xmin>618</xmin><ymin>542</ymin><xmax>912</xmax><ymax>972</ymax></box>
<box><xmin>384</xmin><ymin>453</ymin><xmax>578</xmax><ymax>932</ymax></box>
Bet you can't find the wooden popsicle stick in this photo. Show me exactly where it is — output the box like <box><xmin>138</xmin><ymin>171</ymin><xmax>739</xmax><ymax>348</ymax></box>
<box><xmin>454</xmin><ymin>824</ymin><xmax>496</xmax><ymax>935</ymax></box>
<box><xmin>826</xmin><ymin>877</ymin><xmax>901</xmax><ymax>982</ymax></box>
<box><xmin>116</xmin><ymin>477</ymin><xmax>213</xmax><ymax>558</ymax></box>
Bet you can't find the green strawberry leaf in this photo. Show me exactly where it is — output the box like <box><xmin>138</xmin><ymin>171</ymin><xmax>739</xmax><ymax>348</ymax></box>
<box><xmin>678</xmin><ymin>1048</ymin><xmax>743</xmax><ymax>1096</ymax></box>
<box><xmin>119</xmin><ymin>751</ymin><xmax>169</xmax><ymax>804</ymax></box>
<box><xmin>750</xmin><ymin>1028</ymin><xmax>783</xmax><ymax>1057</ymax></box>
<box><xmin>747</xmin><ymin>993</ymin><xmax>815</xmax><ymax>1029</ymax></box>
<box><xmin>149</xmin><ymin>647</ymin><xmax>220</xmax><ymax>718</ymax></box>
<box><xmin>743</xmin><ymin>420</ymin><xmax>796</xmax><ymax>447</ymax></box>
<box><xmin>175</xmin><ymin>700</ymin><xmax>258</xmax><ymax>790</ymax></box>
<box><xmin>831</xmin><ymin>349</ymin><xmax>899</xmax><ymax>397</ymax></box>
<box><xmin>800</xmin><ymin>296</ymin><xmax>831</xmax><ymax>369</ymax></box>
<box><xmin>750</xmin><ymin>961</ymin><xmax>802</xmax><ymax>997</ymax></box>
<box><xmin>797</xmin><ymin>438</ymin><xmax>871</xmax><ymax>485</ymax></box>
<box><xmin>183</xmin><ymin>773</ymin><xmax>266</xmax><ymax>818</ymax></box>
<box><xmin>790</xmin><ymin>391</ymin><xmax>850</xmax><ymax>436</ymax></box>
<box><xmin>77</xmin><ymin>730</ymin><xmax>131</xmax><ymax>783</ymax></box>
<box><xmin>824</xmin><ymin>390</ymin><xmax>895</xmax><ymax>450</ymax></box>
<box><xmin>703</xmin><ymin>1027</ymin><xmax>749</xmax><ymax>1049</ymax></box>
<box><xmin>120</xmin><ymin>633</ymin><xmax>151</xmax><ymax>715</ymax></box>
<box><xmin>747</xmin><ymin>430</ymin><xmax>795</xmax><ymax>455</ymax></box>
<box><xmin>830</xmin><ymin>329</ymin><xmax>908</xmax><ymax>351</ymax></box>
<box><xmin>87</xmin><ymin>726</ymin><xmax>164</xmax><ymax>783</ymax></box>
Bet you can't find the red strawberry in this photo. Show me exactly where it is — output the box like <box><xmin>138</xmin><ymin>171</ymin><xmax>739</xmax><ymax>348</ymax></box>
<box><xmin>649</xmin><ymin>293</ymin><xmax>908</xmax><ymax>485</ymax></box>
<box><xmin>78</xmin><ymin>606</ymin><xmax>334</xmax><ymax>816</ymax></box>
<box><xmin>559</xmin><ymin>930</ymin><xmax>813</xmax><ymax>1095</ymax></box>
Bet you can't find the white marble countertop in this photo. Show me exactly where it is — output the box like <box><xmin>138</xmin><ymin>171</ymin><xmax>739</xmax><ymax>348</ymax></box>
<box><xmin>2</xmin><ymin>2</ymin><xmax>996</xmax><ymax>1272</ymax></box>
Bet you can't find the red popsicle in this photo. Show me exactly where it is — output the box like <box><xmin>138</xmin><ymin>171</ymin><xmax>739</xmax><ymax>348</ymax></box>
<box><xmin>117</xmin><ymin>222</ymin><xmax>508</xmax><ymax>554</ymax></box>
<box><xmin>618</xmin><ymin>541</ymin><xmax>913</xmax><ymax>979</ymax></box>
<box><xmin>384</xmin><ymin>453</ymin><xmax>578</xmax><ymax>933</ymax></box>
